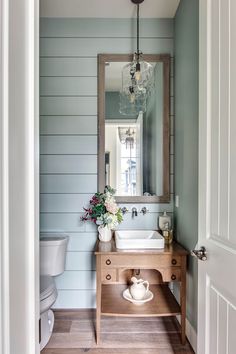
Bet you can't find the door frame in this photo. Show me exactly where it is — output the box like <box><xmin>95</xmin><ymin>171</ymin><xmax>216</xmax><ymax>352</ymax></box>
<box><xmin>198</xmin><ymin>0</ymin><xmax>208</xmax><ymax>350</ymax></box>
<box><xmin>0</xmin><ymin>0</ymin><xmax>40</xmax><ymax>353</ymax></box>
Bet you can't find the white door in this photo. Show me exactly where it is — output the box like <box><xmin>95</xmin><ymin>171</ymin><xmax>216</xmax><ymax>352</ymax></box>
<box><xmin>198</xmin><ymin>0</ymin><xmax>236</xmax><ymax>353</ymax></box>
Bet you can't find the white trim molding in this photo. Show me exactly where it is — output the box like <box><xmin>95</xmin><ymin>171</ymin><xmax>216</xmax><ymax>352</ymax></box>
<box><xmin>0</xmin><ymin>0</ymin><xmax>39</xmax><ymax>353</ymax></box>
<box><xmin>0</xmin><ymin>0</ymin><xmax>10</xmax><ymax>353</ymax></box>
<box><xmin>185</xmin><ymin>318</ymin><xmax>197</xmax><ymax>353</ymax></box>
<box><xmin>176</xmin><ymin>316</ymin><xmax>197</xmax><ymax>353</ymax></box>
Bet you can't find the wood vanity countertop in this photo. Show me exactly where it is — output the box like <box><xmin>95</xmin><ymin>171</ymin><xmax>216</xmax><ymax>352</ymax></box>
<box><xmin>95</xmin><ymin>238</ymin><xmax>189</xmax><ymax>256</ymax></box>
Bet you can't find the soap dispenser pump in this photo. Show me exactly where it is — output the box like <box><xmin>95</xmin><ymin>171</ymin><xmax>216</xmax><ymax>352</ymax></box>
<box><xmin>158</xmin><ymin>211</ymin><xmax>171</xmax><ymax>231</ymax></box>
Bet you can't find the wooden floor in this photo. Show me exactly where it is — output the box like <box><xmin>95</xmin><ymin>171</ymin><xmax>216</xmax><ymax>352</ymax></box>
<box><xmin>42</xmin><ymin>310</ymin><xmax>194</xmax><ymax>354</ymax></box>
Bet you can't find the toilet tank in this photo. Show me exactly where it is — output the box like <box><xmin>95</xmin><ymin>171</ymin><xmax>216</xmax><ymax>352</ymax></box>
<box><xmin>40</xmin><ymin>234</ymin><xmax>69</xmax><ymax>276</ymax></box>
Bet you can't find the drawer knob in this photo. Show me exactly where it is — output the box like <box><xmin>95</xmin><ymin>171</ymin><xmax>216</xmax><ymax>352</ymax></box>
<box><xmin>105</xmin><ymin>259</ymin><xmax>111</xmax><ymax>265</ymax></box>
<box><xmin>106</xmin><ymin>274</ymin><xmax>111</xmax><ymax>280</ymax></box>
<box><xmin>171</xmin><ymin>274</ymin><xmax>176</xmax><ymax>280</ymax></box>
<box><xmin>172</xmin><ymin>259</ymin><xmax>177</xmax><ymax>265</ymax></box>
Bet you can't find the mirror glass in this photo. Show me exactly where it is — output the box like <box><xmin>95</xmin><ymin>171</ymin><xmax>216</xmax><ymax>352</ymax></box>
<box><xmin>98</xmin><ymin>54</ymin><xmax>170</xmax><ymax>203</ymax></box>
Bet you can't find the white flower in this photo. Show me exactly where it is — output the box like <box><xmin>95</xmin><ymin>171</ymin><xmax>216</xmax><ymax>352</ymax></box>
<box><xmin>105</xmin><ymin>201</ymin><xmax>118</xmax><ymax>215</ymax></box>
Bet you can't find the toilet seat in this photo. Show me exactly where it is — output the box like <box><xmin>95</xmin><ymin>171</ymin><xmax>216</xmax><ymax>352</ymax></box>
<box><xmin>40</xmin><ymin>275</ymin><xmax>57</xmax><ymax>314</ymax></box>
<box><xmin>40</xmin><ymin>275</ymin><xmax>56</xmax><ymax>300</ymax></box>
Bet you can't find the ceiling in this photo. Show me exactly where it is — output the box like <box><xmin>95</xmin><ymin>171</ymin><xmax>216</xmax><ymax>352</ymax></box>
<box><xmin>40</xmin><ymin>0</ymin><xmax>180</xmax><ymax>18</ymax></box>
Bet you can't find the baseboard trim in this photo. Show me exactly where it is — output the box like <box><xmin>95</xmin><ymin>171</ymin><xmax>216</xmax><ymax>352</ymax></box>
<box><xmin>177</xmin><ymin>315</ymin><xmax>197</xmax><ymax>353</ymax></box>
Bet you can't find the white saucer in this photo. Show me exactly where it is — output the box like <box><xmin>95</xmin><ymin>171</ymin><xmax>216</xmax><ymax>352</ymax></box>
<box><xmin>122</xmin><ymin>288</ymin><xmax>154</xmax><ymax>305</ymax></box>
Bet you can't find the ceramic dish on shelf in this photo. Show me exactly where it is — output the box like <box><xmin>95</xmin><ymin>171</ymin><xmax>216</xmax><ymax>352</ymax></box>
<box><xmin>122</xmin><ymin>288</ymin><xmax>154</xmax><ymax>305</ymax></box>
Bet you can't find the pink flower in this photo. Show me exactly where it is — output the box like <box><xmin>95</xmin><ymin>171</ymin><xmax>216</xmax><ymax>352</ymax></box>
<box><xmin>105</xmin><ymin>201</ymin><xmax>118</xmax><ymax>215</ymax></box>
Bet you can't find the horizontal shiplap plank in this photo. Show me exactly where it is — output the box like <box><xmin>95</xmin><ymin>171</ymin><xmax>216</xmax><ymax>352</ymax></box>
<box><xmin>55</xmin><ymin>270</ymin><xmax>96</xmax><ymax>290</ymax></box>
<box><xmin>65</xmin><ymin>252</ymin><xmax>96</xmax><ymax>271</ymax></box>
<box><xmin>40</xmin><ymin>174</ymin><xmax>97</xmax><ymax>193</ymax></box>
<box><xmin>40</xmin><ymin>97</ymin><xmax>97</xmax><ymax>115</ymax></box>
<box><xmin>170</xmin><ymin>77</ymin><xmax>174</xmax><ymax>97</ymax></box>
<box><xmin>40</xmin><ymin>194</ymin><xmax>174</xmax><ymax>213</ymax></box>
<box><xmin>40</xmin><ymin>57</ymin><xmax>97</xmax><ymax>77</ymax></box>
<box><xmin>170</xmin><ymin>115</ymin><xmax>174</xmax><ymax>136</ymax></box>
<box><xmin>40</xmin><ymin>155</ymin><xmax>97</xmax><ymax>174</ymax></box>
<box><xmin>118</xmin><ymin>199</ymin><xmax>174</xmax><ymax>214</ymax></box>
<box><xmin>40</xmin><ymin>135</ymin><xmax>97</xmax><ymax>154</ymax></box>
<box><xmin>39</xmin><ymin>232</ymin><xmax>97</xmax><ymax>251</ymax></box>
<box><xmin>170</xmin><ymin>154</ymin><xmax>174</xmax><ymax>174</ymax></box>
<box><xmin>67</xmin><ymin>233</ymin><xmax>97</xmax><ymax>251</ymax></box>
<box><xmin>116</xmin><ymin>212</ymin><xmax>173</xmax><ymax>230</ymax></box>
<box><xmin>40</xmin><ymin>212</ymin><xmax>97</xmax><ymax>232</ymax></box>
<box><xmin>40</xmin><ymin>18</ymin><xmax>174</xmax><ymax>38</ymax></box>
<box><xmin>40</xmin><ymin>213</ymin><xmax>85</xmax><ymax>232</ymax></box>
<box><xmin>170</xmin><ymin>96</ymin><xmax>174</xmax><ymax>115</ymax></box>
<box><xmin>40</xmin><ymin>116</ymin><xmax>97</xmax><ymax>135</ymax></box>
<box><xmin>53</xmin><ymin>290</ymin><xmax>96</xmax><ymax>309</ymax></box>
<box><xmin>40</xmin><ymin>77</ymin><xmax>97</xmax><ymax>96</ymax></box>
<box><xmin>40</xmin><ymin>38</ymin><xmax>174</xmax><ymax>57</ymax></box>
<box><xmin>40</xmin><ymin>194</ymin><xmax>92</xmax><ymax>212</ymax></box>
<box><xmin>170</xmin><ymin>135</ymin><xmax>174</xmax><ymax>155</ymax></box>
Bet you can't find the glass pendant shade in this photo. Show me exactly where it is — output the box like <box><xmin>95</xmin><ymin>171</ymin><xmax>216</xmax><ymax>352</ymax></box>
<box><xmin>119</xmin><ymin>56</ymin><xmax>154</xmax><ymax>115</ymax></box>
<box><xmin>119</xmin><ymin>0</ymin><xmax>154</xmax><ymax>115</ymax></box>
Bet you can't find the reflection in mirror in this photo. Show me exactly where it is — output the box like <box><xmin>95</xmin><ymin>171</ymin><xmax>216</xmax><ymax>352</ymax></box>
<box><xmin>98</xmin><ymin>54</ymin><xmax>170</xmax><ymax>203</ymax></box>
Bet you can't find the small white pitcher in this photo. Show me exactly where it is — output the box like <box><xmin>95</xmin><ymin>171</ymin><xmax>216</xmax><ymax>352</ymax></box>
<box><xmin>129</xmin><ymin>276</ymin><xmax>149</xmax><ymax>300</ymax></box>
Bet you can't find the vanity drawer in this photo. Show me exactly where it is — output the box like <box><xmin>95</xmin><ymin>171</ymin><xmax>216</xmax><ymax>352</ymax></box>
<box><xmin>101</xmin><ymin>269</ymin><xmax>117</xmax><ymax>283</ymax></box>
<box><xmin>101</xmin><ymin>255</ymin><xmax>182</xmax><ymax>269</ymax></box>
<box><xmin>163</xmin><ymin>268</ymin><xmax>181</xmax><ymax>282</ymax></box>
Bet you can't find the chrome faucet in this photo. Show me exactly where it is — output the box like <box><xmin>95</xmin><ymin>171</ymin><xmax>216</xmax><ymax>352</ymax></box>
<box><xmin>121</xmin><ymin>207</ymin><xmax>129</xmax><ymax>215</ymax></box>
<box><xmin>140</xmin><ymin>207</ymin><xmax>148</xmax><ymax>215</ymax></box>
<box><xmin>132</xmin><ymin>207</ymin><xmax>138</xmax><ymax>218</ymax></box>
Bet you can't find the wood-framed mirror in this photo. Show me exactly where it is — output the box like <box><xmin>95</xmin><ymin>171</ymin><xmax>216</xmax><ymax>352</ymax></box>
<box><xmin>98</xmin><ymin>53</ymin><xmax>170</xmax><ymax>203</ymax></box>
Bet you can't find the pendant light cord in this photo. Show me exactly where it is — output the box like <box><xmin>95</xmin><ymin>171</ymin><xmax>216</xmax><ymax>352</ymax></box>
<box><xmin>137</xmin><ymin>4</ymin><xmax>140</xmax><ymax>57</ymax></box>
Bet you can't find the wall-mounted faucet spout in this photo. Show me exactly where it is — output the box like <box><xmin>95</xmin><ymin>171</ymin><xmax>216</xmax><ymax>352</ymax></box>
<box><xmin>132</xmin><ymin>207</ymin><xmax>138</xmax><ymax>218</ymax></box>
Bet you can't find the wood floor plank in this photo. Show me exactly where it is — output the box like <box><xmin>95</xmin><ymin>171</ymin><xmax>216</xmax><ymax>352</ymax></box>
<box><xmin>45</xmin><ymin>332</ymin><xmax>190</xmax><ymax>349</ymax></box>
<box><xmin>42</xmin><ymin>350</ymin><xmax>192</xmax><ymax>354</ymax></box>
<box><xmin>53</xmin><ymin>320</ymin><xmax>72</xmax><ymax>333</ymax></box>
<box><xmin>42</xmin><ymin>310</ymin><xmax>194</xmax><ymax>353</ymax></box>
<box><xmin>42</xmin><ymin>349</ymin><xmax>192</xmax><ymax>354</ymax></box>
<box><xmin>70</xmin><ymin>318</ymin><xmax>180</xmax><ymax>333</ymax></box>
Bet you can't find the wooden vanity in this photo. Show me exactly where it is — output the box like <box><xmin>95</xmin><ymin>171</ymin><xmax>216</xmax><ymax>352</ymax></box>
<box><xmin>95</xmin><ymin>239</ymin><xmax>188</xmax><ymax>345</ymax></box>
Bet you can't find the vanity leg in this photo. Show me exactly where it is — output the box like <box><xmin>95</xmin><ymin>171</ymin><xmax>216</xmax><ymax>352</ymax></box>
<box><xmin>96</xmin><ymin>256</ymin><xmax>101</xmax><ymax>345</ymax></box>
<box><xmin>180</xmin><ymin>257</ymin><xmax>186</xmax><ymax>345</ymax></box>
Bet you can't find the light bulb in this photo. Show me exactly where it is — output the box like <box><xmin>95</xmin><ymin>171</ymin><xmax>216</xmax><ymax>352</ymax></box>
<box><xmin>135</xmin><ymin>62</ymin><xmax>141</xmax><ymax>81</ymax></box>
<box><xmin>130</xmin><ymin>92</ymin><xmax>135</xmax><ymax>103</ymax></box>
<box><xmin>135</xmin><ymin>70</ymin><xmax>141</xmax><ymax>81</ymax></box>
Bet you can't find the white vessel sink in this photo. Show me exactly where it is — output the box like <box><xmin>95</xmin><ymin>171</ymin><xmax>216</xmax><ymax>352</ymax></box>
<box><xmin>115</xmin><ymin>230</ymin><xmax>164</xmax><ymax>249</ymax></box>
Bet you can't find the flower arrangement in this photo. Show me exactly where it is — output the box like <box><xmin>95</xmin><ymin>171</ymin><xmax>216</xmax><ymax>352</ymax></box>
<box><xmin>81</xmin><ymin>186</ymin><xmax>123</xmax><ymax>230</ymax></box>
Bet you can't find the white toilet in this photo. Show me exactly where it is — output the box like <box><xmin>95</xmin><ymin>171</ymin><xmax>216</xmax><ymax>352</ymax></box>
<box><xmin>40</xmin><ymin>235</ymin><xmax>68</xmax><ymax>350</ymax></box>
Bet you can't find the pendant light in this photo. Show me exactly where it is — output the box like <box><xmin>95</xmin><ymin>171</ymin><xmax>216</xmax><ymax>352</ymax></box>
<box><xmin>119</xmin><ymin>0</ymin><xmax>154</xmax><ymax>115</ymax></box>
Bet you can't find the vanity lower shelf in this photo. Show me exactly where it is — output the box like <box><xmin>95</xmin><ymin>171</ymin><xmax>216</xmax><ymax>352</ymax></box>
<box><xmin>101</xmin><ymin>284</ymin><xmax>181</xmax><ymax>317</ymax></box>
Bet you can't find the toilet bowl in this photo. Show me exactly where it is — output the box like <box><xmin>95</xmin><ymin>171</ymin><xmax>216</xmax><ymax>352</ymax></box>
<box><xmin>40</xmin><ymin>275</ymin><xmax>57</xmax><ymax>314</ymax></box>
<box><xmin>40</xmin><ymin>275</ymin><xmax>58</xmax><ymax>350</ymax></box>
<box><xmin>40</xmin><ymin>234</ymin><xmax>68</xmax><ymax>350</ymax></box>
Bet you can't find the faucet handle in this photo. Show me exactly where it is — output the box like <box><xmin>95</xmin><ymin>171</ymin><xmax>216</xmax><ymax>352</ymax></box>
<box><xmin>121</xmin><ymin>207</ymin><xmax>129</xmax><ymax>215</ymax></box>
<box><xmin>140</xmin><ymin>207</ymin><xmax>148</xmax><ymax>215</ymax></box>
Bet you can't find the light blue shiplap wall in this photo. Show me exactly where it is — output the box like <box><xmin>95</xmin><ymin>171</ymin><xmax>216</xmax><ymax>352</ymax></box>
<box><xmin>40</xmin><ymin>18</ymin><xmax>174</xmax><ymax>308</ymax></box>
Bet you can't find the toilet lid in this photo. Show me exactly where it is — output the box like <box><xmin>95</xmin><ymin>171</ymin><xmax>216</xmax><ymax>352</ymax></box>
<box><xmin>40</xmin><ymin>275</ymin><xmax>56</xmax><ymax>301</ymax></box>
